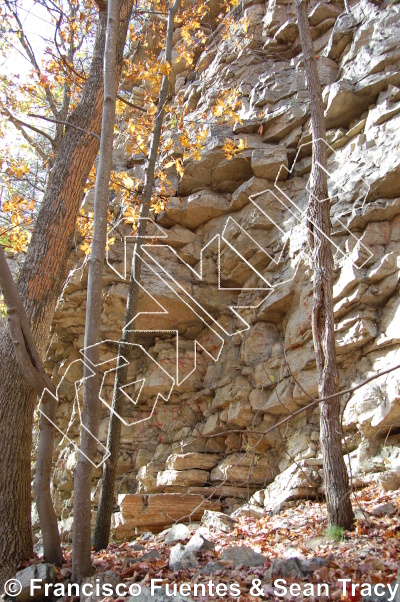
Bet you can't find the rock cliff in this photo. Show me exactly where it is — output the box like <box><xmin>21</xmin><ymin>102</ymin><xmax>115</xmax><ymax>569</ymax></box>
<box><xmin>42</xmin><ymin>0</ymin><xmax>400</xmax><ymax>538</ymax></box>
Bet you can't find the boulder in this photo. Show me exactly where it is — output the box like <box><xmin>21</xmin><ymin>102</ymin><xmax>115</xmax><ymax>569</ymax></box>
<box><xmin>263</xmin><ymin>460</ymin><xmax>322</xmax><ymax>510</ymax></box>
<box><xmin>81</xmin><ymin>571</ymin><xmax>120</xmax><ymax>602</ymax></box>
<box><xmin>379</xmin><ymin>471</ymin><xmax>400</xmax><ymax>492</ymax></box>
<box><xmin>201</xmin><ymin>510</ymin><xmax>237</xmax><ymax>533</ymax></box>
<box><xmin>165</xmin><ymin>523</ymin><xmax>191</xmax><ymax>544</ymax></box>
<box><xmin>266</xmin><ymin>557</ymin><xmax>329</xmax><ymax>580</ymax></box>
<box><xmin>219</xmin><ymin>546</ymin><xmax>267</xmax><ymax>567</ymax></box>
<box><xmin>169</xmin><ymin>543</ymin><xmax>199</xmax><ymax>570</ymax></box>
<box><xmin>15</xmin><ymin>564</ymin><xmax>56</xmax><ymax>602</ymax></box>
<box><xmin>132</xmin><ymin>586</ymin><xmax>194</xmax><ymax>601</ymax></box>
<box><xmin>44</xmin><ymin>0</ymin><xmax>400</xmax><ymax>536</ymax></box>
<box><xmin>185</xmin><ymin>528</ymin><xmax>215</xmax><ymax>553</ymax></box>
<box><xmin>195</xmin><ymin>561</ymin><xmax>224</xmax><ymax>576</ymax></box>
<box><xmin>370</xmin><ymin>502</ymin><xmax>397</xmax><ymax>517</ymax></box>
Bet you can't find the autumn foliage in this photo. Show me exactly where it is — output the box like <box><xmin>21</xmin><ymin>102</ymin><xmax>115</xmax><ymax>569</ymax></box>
<box><xmin>1</xmin><ymin>0</ymin><xmax>248</xmax><ymax>257</ymax></box>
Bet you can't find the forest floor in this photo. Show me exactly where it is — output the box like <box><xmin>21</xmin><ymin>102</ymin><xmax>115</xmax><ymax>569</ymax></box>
<box><xmin>27</xmin><ymin>484</ymin><xmax>400</xmax><ymax>601</ymax></box>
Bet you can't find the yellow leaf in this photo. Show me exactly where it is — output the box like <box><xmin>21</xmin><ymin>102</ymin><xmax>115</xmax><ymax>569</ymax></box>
<box><xmin>212</xmin><ymin>98</ymin><xmax>225</xmax><ymax>117</ymax></box>
<box><xmin>196</xmin><ymin>127</ymin><xmax>209</xmax><ymax>142</ymax></box>
<box><xmin>122</xmin><ymin>174</ymin><xmax>134</xmax><ymax>188</ymax></box>
<box><xmin>178</xmin><ymin>134</ymin><xmax>191</xmax><ymax>149</ymax></box>
<box><xmin>175</xmin><ymin>159</ymin><xmax>184</xmax><ymax>177</ymax></box>
<box><xmin>159</xmin><ymin>61</ymin><xmax>171</xmax><ymax>77</ymax></box>
<box><xmin>80</xmin><ymin>242</ymin><xmax>91</xmax><ymax>255</ymax></box>
<box><xmin>222</xmin><ymin>138</ymin><xmax>236</xmax><ymax>159</ymax></box>
<box><xmin>163</xmin><ymin>139</ymin><xmax>174</xmax><ymax>152</ymax></box>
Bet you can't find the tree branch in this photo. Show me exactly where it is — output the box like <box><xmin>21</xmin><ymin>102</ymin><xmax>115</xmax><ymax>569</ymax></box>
<box><xmin>2</xmin><ymin>108</ymin><xmax>55</xmax><ymax>147</ymax></box>
<box><xmin>117</xmin><ymin>94</ymin><xmax>147</xmax><ymax>112</ymax></box>
<box><xmin>28</xmin><ymin>114</ymin><xmax>101</xmax><ymax>141</ymax></box>
<box><xmin>4</xmin><ymin>0</ymin><xmax>60</xmax><ymax>118</ymax></box>
<box><xmin>3</xmin><ymin>113</ymin><xmax>48</xmax><ymax>161</ymax></box>
<box><xmin>93</xmin><ymin>0</ymin><xmax>108</xmax><ymax>10</ymax></box>
<box><xmin>189</xmin><ymin>361</ymin><xmax>400</xmax><ymax>445</ymax></box>
<box><xmin>0</xmin><ymin>244</ymin><xmax>55</xmax><ymax>397</ymax></box>
<box><xmin>52</xmin><ymin>40</ymin><xmax>147</xmax><ymax>115</ymax></box>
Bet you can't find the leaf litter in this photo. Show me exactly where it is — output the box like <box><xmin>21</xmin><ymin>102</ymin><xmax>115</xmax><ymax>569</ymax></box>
<box><xmin>24</xmin><ymin>483</ymin><xmax>400</xmax><ymax>601</ymax></box>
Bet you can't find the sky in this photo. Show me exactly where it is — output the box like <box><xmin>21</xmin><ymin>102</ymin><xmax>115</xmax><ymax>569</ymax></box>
<box><xmin>0</xmin><ymin>2</ymin><xmax>56</xmax><ymax>152</ymax></box>
<box><xmin>1</xmin><ymin>1</ymin><xmax>55</xmax><ymax>80</ymax></box>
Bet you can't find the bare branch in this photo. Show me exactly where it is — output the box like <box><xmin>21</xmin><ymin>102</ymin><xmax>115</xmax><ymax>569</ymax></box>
<box><xmin>0</xmin><ymin>244</ymin><xmax>55</xmax><ymax>397</ymax></box>
<box><xmin>4</xmin><ymin>0</ymin><xmax>59</xmax><ymax>118</ymax></box>
<box><xmin>2</xmin><ymin>107</ymin><xmax>55</xmax><ymax>147</ymax></box>
<box><xmin>28</xmin><ymin>114</ymin><xmax>101</xmax><ymax>141</ymax></box>
<box><xmin>117</xmin><ymin>94</ymin><xmax>147</xmax><ymax>112</ymax></box>
<box><xmin>189</xmin><ymin>361</ymin><xmax>400</xmax><ymax>445</ymax></box>
<box><xmin>2</xmin><ymin>113</ymin><xmax>48</xmax><ymax>161</ymax></box>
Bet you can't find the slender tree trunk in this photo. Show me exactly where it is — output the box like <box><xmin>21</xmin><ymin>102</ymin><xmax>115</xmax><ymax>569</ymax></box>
<box><xmin>72</xmin><ymin>0</ymin><xmax>120</xmax><ymax>582</ymax></box>
<box><xmin>91</xmin><ymin>206</ymin><xmax>149</xmax><ymax>552</ymax></box>
<box><xmin>92</xmin><ymin>0</ymin><xmax>181</xmax><ymax>551</ymax></box>
<box><xmin>35</xmin><ymin>397</ymin><xmax>63</xmax><ymax>565</ymax></box>
<box><xmin>295</xmin><ymin>0</ymin><xmax>354</xmax><ymax>529</ymax></box>
<box><xmin>0</xmin><ymin>0</ymin><xmax>133</xmax><ymax>583</ymax></box>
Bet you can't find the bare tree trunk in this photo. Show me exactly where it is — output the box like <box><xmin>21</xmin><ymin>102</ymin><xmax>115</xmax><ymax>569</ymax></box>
<box><xmin>92</xmin><ymin>0</ymin><xmax>181</xmax><ymax>551</ymax></box>
<box><xmin>0</xmin><ymin>0</ymin><xmax>133</xmax><ymax>583</ymax></box>
<box><xmin>35</xmin><ymin>398</ymin><xmax>63</xmax><ymax>564</ymax></box>
<box><xmin>72</xmin><ymin>0</ymin><xmax>121</xmax><ymax>582</ymax></box>
<box><xmin>0</xmin><ymin>247</ymin><xmax>63</xmax><ymax>566</ymax></box>
<box><xmin>295</xmin><ymin>0</ymin><xmax>354</xmax><ymax>529</ymax></box>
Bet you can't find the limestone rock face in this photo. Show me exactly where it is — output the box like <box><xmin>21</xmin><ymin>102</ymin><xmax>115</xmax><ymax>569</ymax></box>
<box><xmin>164</xmin><ymin>191</ymin><xmax>232</xmax><ymax>230</ymax></box>
<box><xmin>211</xmin><ymin>453</ymin><xmax>276</xmax><ymax>485</ymax></box>
<box><xmin>262</xmin><ymin>460</ymin><xmax>323</xmax><ymax>511</ymax></box>
<box><xmin>114</xmin><ymin>494</ymin><xmax>220</xmax><ymax>535</ymax></box>
<box><xmin>44</xmin><ymin>0</ymin><xmax>400</xmax><ymax>534</ymax></box>
<box><xmin>156</xmin><ymin>468</ymin><xmax>210</xmax><ymax>489</ymax></box>
<box><xmin>166</xmin><ymin>453</ymin><xmax>220</xmax><ymax>471</ymax></box>
<box><xmin>251</xmin><ymin>145</ymin><xmax>288</xmax><ymax>180</ymax></box>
